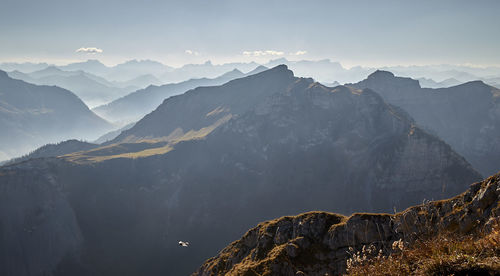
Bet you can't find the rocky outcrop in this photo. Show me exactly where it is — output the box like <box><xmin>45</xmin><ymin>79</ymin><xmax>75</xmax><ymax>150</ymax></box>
<box><xmin>194</xmin><ymin>172</ymin><xmax>500</xmax><ymax>276</ymax></box>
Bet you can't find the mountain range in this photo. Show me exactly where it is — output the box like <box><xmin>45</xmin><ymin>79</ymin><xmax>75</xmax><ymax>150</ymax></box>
<box><xmin>2</xmin><ymin>59</ymin><xmax>500</xmax><ymax>88</ymax></box>
<box><xmin>92</xmin><ymin>66</ymin><xmax>268</xmax><ymax>124</ymax></box>
<box><xmin>0</xmin><ymin>70</ymin><xmax>111</xmax><ymax>161</ymax></box>
<box><xmin>0</xmin><ymin>65</ymin><xmax>482</xmax><ymax>276</ymax></box>
<box><xmin>417</xmin><ymin>77</ymin><xmax>462</xmax><ymax>88</ymax></box>
<box><xmin>7</xmin><ymin>67</ymin><xmax>135</xmax><ymax>108</ymax></box>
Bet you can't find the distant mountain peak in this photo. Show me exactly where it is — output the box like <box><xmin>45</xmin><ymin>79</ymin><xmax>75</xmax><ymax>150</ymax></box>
<box><xmin>71</xmin><ymin>59</ymin><xmax>106</xmax><ymax>67</ymax></box>
<box><xmin>252</xmin><ymin>64</ymin><xmax>293</xmax><ymax>79</ymax></box>
<box><xmin>217</xmin><ymin>68</ymin><xmax>244</xmax><ymax>79</ymax></box>
<box><xmin>229</xmin><ymin>68</ymin><xmax>243</xmax><ymax>74</ymax></box>
<box><xmin>41</xmin><ymin>65</ymin><xmax>63</xmax><ymax>72</ymax></box>
<box><xmin>246</xmin><ymin>65</ymin><xmax>269</xmax><ymax>75</ymax></box>
<box><xmin>253</xmin><ymin>65</ymin><xmax>268</xmax><ymax>71</ymax></box>
<box><xmin>368</xmin><ymin>70</ymin><xmax>395</xmax><ymax>79</ymax></box>
<box><xmin>271</xmin><ymin>64</ymin><xmax>289</xmax><ymax>70</ymax></box>
<box><xmin>356</xmin><ymin>70</ymin><xmax>421</xmax><ymax>89</ymax></box>
<box><xmin>85</xmin><ymin>59</ymin><xmax>105</xmax><ymax>64</ymax></box>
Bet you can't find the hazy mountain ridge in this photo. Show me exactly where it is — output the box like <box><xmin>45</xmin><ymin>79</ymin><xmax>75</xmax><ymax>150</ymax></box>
<box><xmin>93</xmin><ymin>66</ymin><xmax>267</xmax><ymax>124</ymax></box>
<box><xmin>7</xmin><ymin>67</ymin><xmax>139</xmax><ymax>107</ymax></box>
<box><xmin>0</xmin><ymin>70</ymin><xmax>111</xmax><ymax>161</ymax></box>
<box><xmin>92</xmin><ymin>123</ymin><xmax>136</xmax><ymax>144</ymax></box>
<box><xmin>417</xmin><ymin>77</ymin><xmax>462</xmax><ymax>88</ymax></box>
<box><xmin>349</xmin><ymin>70</ymin><xmax>500</xmax><ymax>176</ymax></box>
<box><xmin>2</xmin><ymin>59</ymin><xmax>499</xmax><ymax>87</ymax></box>
<box><xmin>0</xmin><ymin>66</ymin><xmax>481</xmax><ymax>276</ymax></box>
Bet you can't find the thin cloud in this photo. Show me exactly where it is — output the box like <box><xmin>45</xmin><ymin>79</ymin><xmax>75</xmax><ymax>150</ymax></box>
<box><xmin>243</xmin><ymin>50</ymin><xmax>284</xmax><ymax>57</ymax></box>
<box><xmin>76</xmin><ymin>47</ymin><xmax>103</xmax><ymax>54</ymax></box>
<box><xmin>185</xmin><ymin>49</ymin><xmax>200</xmax><ymax>56</ymax></box>
<box><xmin>291</xmin><ymin>50</ymin><xmax>307</xmax><ymax>56</ymax></box>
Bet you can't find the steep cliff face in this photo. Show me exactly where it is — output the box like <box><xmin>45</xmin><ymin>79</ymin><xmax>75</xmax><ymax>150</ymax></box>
<box><xmin>194</xmin><ymin>172</ymin><xmax>500</xmax><ymax>276</ymax></box>
<box><xmin>0</xmin><ymin>66</ymin><xmax>482</xmax><ymax>275</ymax></box>
<box><xmin>0</xmin><ymin>159</ymin><xmax>85</xmax><ymax>276</ymax></box>
<box><xmin>349</xmin><ymin>71</ymin><xmax>500</xmax><ymax>177</ymax></box>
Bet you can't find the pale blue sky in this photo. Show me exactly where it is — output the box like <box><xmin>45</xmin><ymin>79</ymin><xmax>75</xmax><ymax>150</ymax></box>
<box><xmin>1</xmin><ymin>0</ymin><xmax>499</xmax><ymax>67</ymax></box>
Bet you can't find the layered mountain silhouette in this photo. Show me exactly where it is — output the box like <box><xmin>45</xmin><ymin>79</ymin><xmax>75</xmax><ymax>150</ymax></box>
<box><xmin>93</xmin><ymin>66</ymin><xmax>268</xmax><ymax>124</ymax></box>
<box><xmin>3</xmin><ymin>59</ymin><xmax>499</xmax><ymax>88</ymax></box>
<box><xmin>8</xmin><ymin>67</ymin><xmax>136</xmax><ymax>107</ymax></box>
<box><xmin>104</xmin><ymin>59</ymin><xmax>173</xmax><ymax>82</ymax></box>
<box><xmin>159</xmin><ymin>60</ymin><xmax>262</xmax><ymax>83</ymax></box>
<box><xmin>92</xmin><ymin>123</ymin><xmax>135</xmax><ymax>144</ymax></box>
<box><xmin>349</xmin><ymin>70</ymin><xmax>500</xmax><ymax>176</ymax></box>
<box><xmin>55</xmin><ymin>59</ymin><xmax>174</xmax><ymax>82</ymax></box>
<box><xmin>0</xmin><ymin>66</ymin><xmax>481</xmax><ymax>276</ymax></box>
<box><xmin>0</xmin><ymin>70</ymin><xmax>111</xmax><ymax>161</ymax></box>
<box><xmin>0</xmin><ymin>62</ymin><xmax>50</xmax><ymax>73</ymax></box>
<box><xmin>112</xmin><ymin>74</ymin><xmax>162</xmax><ymax>90</ymax></box>
<box><xmin>58</xmin><ymin>59</ymin><xmax>110</xmax><ymax>76</ymax></box>
<box><xmin>417</xmin><ymin>77</ymin><xmax>462</xmax><ymax>88</ymax></box>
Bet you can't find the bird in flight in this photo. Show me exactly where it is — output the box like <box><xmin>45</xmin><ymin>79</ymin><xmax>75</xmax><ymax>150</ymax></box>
<box><xmin>179</xmin><ymin>241</ymin><xmax>189</xmax><ymax>247</ymax></box>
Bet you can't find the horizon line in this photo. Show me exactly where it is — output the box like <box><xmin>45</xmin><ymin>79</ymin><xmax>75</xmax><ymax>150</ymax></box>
<box><xmin>1</xmin><ymin>58</ymin><xmax>500</xmax><ymax>71</ymax></box>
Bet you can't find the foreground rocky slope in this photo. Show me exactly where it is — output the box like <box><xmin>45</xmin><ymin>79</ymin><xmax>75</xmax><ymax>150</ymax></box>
<box><xmin>0</xmin><ymin>66</ymin><xmax>482</xmax><ymax>275</ymax></box>
<box><xmin>194</xmin><ymin>172</ymin><xmax>500</xmax><ymax>276</ymax></box>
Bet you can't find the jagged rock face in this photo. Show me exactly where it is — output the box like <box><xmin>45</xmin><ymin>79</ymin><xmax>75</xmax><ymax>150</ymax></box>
<box><xmin>194</xmin><ymin>172</ymin><xmax>500</xmax><ymax>276</ymax></box>
<box><xmin>349</xmin><ymin>71</ymin><xmax>500</xmax><ymax>177</ymax></box>
<box><xmin>0</xmin><ymin>66</ymin><xmax>482</xmax><ymax>275</ymax></box>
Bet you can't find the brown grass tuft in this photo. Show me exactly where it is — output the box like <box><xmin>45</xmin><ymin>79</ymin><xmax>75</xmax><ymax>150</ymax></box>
<box><xmin>346</xmin><ymin>218</ymin><xmax>500</xmax><ymax>275</ymax></box>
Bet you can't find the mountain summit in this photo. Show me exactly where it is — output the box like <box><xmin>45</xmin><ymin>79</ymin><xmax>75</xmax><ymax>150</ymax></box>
<box><xmin>112</xmin><ymin>64</ymin><xmax>294</xmax><ymax>141</ymax></box>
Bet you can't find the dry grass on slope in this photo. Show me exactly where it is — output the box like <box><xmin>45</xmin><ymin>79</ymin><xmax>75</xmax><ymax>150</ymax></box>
<box><xmin>347</xmin><ymin>218</ymin><xmax>500</xmax><ymax>276</ymax></box>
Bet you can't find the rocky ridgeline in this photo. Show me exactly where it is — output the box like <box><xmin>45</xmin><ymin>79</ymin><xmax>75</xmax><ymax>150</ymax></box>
<box><xmin>349</xmin><ymin>70</ymin><xmax>500</xmax><ymax>177</ymax></box>
<box><xmin>194</xmin><ymin>172</ymin><xmax>500</xmax><ymax>276</ymax></box>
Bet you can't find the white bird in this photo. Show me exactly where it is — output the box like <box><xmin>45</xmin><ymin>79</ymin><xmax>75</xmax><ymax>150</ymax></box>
<box><xmin>178</xmin><ymin>241</ymin><xmax>189</xmax><ymax>247</ymax></box>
